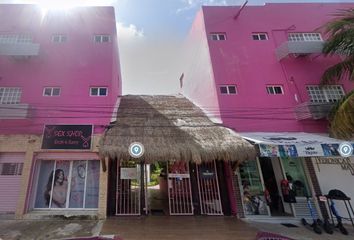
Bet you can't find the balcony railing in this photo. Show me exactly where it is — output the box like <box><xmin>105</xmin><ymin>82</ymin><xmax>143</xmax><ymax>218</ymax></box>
<box><xmin>276</xmin><ymin>41</ymin><xmax>324</xmax><ymax>61</ymax></box>
<box><xmin>0</xmin><ymin>104</ymin><xmax>30</xmax><ymax>119</ymax></box>
<box><xmin>0</xmin><ymin>42</ymin><xmax>40</xmax><ymax>56</ymax></box>
<box><xmin>294</xmin><ymin>102</ymin><xmax>334</xmax><ymax>120</ymax></box>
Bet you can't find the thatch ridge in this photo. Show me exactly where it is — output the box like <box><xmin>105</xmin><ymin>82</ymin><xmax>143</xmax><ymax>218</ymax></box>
<box><xmin>99</xmin><ymin>95</ymin><xmax>256</xmax><ymax>164</ymax></box>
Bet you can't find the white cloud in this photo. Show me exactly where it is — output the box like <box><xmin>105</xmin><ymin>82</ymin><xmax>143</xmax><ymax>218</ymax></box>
<box><xmin>117</xmin><ymin>22</ymin><xmax>144</xmax><ymax>39</ymax></box>
<box><xmin>177</xmin><ymin>0</ymin><xmax>237</xmax><ymax>14</ymax></box>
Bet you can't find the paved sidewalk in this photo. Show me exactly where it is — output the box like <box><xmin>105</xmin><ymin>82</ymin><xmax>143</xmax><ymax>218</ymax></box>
<box><xmin>0</xmin><ymin>215</ymin><xmax>354</xmax><ymax>240</ymax></box>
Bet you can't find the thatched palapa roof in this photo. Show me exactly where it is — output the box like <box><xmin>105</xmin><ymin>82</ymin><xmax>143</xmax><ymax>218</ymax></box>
<box><xmin>99</xmin><ymin>95</ymin><xmax>256</xmax><ymax>164</ymax></box>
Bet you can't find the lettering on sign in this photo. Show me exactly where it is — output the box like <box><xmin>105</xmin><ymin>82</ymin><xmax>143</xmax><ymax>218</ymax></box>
<box><xmin>42</xmin><ymin>125</ymin><xmax>93</xmax><ymax>150</ymax></box>
<box><xmin>315</xmin><ymin>157</ymin><xmax>354</xmax><ymax>176</ymax></box>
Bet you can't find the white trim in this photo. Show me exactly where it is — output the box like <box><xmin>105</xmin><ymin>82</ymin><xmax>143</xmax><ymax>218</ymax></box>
<box><xmin>210</xmin><ymin>33</ymin><xmax>227</xmax><ymax>41</ymax></box>
<box><xmin>266</xmin><ymin>85</ymin><xmax>284</xmax><ymax>95</ymax></box>
<box><xmin>43</xmin><ymin>87</ymin><xmax>61</xmax><ymax>97</ymax></box>
<box><xmin>288</xmin><ymin>32</ymin><xmax>322</xmax><ymax>42</ymax></box>
<box><xmin>219</xmin><ymin>85</ymin><xmax>237</xmax><ymax>95</ymax></box>
<box><xmin>93</xmin><ymin>35</ymin><xmax>111</xmax><ymax>43</ymax></box>
<box><xmin>51</xmin><ymin>34</ymin><xmax>67</xmax><ymax>43</ymax></box>
<box><xmin>83</xmin><ymin>160</ymin><xmax>88</xmax><ymax>208</ymax></box>
<box><xmin>252</xmin><ymin>33</ymin><xmax>268</xmax><ymax>40</ymax></box>
<box><xmin>89</xmin><ymin>87</ymin><xmax>108</xmax><ymax>96</ymax></box>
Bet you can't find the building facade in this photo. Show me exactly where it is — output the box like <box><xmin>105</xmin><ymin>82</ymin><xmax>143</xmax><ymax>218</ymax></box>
<box><xmin>0</xmin><ymin>4</ymin><xmax>121</xmax><ymax>219</ymax></box>
<box><xmin>182</xmin><ymin>3</ymin><xmax>354</xmax><ymax>220</ymax></box>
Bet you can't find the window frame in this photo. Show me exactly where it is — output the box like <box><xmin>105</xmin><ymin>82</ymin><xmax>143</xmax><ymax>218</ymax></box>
<box><xmin>90</xmin><ymin>87</ymin><xmax>108</xmax><ymax>96</ymax></box>
<box><xmin>0</xmin><ymin>87</ymin><xmax>22</xmax><ymax>104</ymax></box>
<box><xmin>43</xmin><ymin>87</ymin><xmax>61</xmax><ymax>97</ymax></box>
<box><xmin>306</xmin><ymin>85</ymin><xmax>345</xmax><ymax>103</ymax></box>
<box><xmin>210</xmin><ymin>33</ymin><xmax>227</xmax><ymax>41</ymax></box>
<box><xmin>266</xmin><ymin>85</ymin><xmax>284</xmax><ymax>95</ymax></box>
<box><xmin>219</xmin><ymin>85</ymin><xmax>237</xmax><ymax>95</ymax></box>
<box><xmin>252</xmin><ymin>33</ymin><xmax>268</xmax><ymax>41</ymax></box>
<box><xmin>288</xmin><ymin>33</ymin><xmax>322</xmax><ymax>42</ymax></box>
<box><xmin>93</xmin><ymin>35</ymin><xmax>111</xmax><ymax>43</ymax></box>
<box><xmin>51</xmin><ymin>34</ymin><xmax>67</xmax><ymax>43</ymax></box>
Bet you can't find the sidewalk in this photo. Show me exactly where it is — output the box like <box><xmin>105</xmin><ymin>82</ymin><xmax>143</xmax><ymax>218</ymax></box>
<box><xmin>0</xmin><ymin>215</ymin><xmax>353</xmax><ymax>240</ymax></box>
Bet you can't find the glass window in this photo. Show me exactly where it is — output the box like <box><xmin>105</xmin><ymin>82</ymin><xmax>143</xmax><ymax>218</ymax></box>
<box><xmin>220</xmin><ymin>86</ymin><xmax>228</xmax><ymax>94</ymax></box>
<box><xmin>306</xmin><ymin>85</ymin><xmax>345</xmax><ymax>103</ymax></box>
<box><xmin>280</xmin><ymin>157</ymin><xmax>310</xmax><ymax>197</ymax></box>
<box><xmin>266</xmin><ymin>86</ymin><xmax>283</xmax><ymax>95</ymax></box>
<box><xmin>239</xmin><ymin>161</ymin><xmax>268</xmax><ymax>215</ymax></box>
<box><xmin>90</xmin><ymin>87</ymin><xmax>107</xmax><ymax>96</ymax></box>
<box><xmin>0</xmin><ymin>87</ymin><xmax>22</xmax><ymax>104</ymax></box>
<box><xmin>220</xmin><ymin>85</ymin><xmax>237</xmax><ymax>95</ymax></box>
<box><xmin>99</xmin><ymin>88</ymin><xmax>107</xmax><ymax>96</ymax></box>
<box><xmin>210</xmin><ymin>33</ymin><xmax>227</xmax><ymax>41</ymax></box>
<box><xmin>252</xmin><ymin>33</ymin><xmax>268</xmax><ymax>41</ymax></box>
<box><xmin>33</xmin><ymin>160</ymin><xmax>100</xmax><ymax>209</ymax></box>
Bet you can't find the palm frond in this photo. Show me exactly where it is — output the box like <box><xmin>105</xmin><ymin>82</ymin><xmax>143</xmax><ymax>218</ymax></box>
<box><xmin>321</xmin><ymin>56</ymin><xmax>354</xmax><ymax>84</ymax></box>
<box><xmin>328</xmin><ymin>90</ymin><xmax>354</xmax><ymax>140</ymax></box>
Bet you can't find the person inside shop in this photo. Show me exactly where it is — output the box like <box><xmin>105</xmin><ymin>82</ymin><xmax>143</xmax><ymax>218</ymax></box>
<box><xmin>44</xmin><ymin>169</ymin><xmax>68</xmax><ymax>208</ymax></box>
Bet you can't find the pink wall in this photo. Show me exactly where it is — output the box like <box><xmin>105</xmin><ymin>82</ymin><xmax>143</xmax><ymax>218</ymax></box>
<box><xmin>0</xmin><ymin>4</ymin><xmax>122</xmax><ymax>134</ymax></box>
<box><xmin>181</xmin><ymin>10</ymin><xmax>222</xmax><ymax>123</ymax></box>
<box><xmin>184</xmin><ymin>3</ymin><xmax>354</xmax><ymax>133</ymax></box>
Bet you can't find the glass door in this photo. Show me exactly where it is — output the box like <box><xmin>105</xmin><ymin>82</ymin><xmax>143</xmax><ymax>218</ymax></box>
<box><xmin>239</xmin><ymin>160</ymin><xmax>269</xmax><ymax>216</ymax></box>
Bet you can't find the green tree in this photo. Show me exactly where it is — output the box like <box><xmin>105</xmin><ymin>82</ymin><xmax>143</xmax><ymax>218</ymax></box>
<box><xmin>321</xmin><ymin>9</ymin><xmax>354</xmax><ymax>140</ymax></box>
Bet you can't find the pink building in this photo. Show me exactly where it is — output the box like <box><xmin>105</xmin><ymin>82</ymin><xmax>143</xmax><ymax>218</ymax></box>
<box><xmin>0</xmin><ymin>4</ymin><xmax>121</xmax><ymax>218</ymax></box>
<box><xmin>182</xmin><ymin>3</ymin><xmax>354</xmax><ymax>220</ymax></box>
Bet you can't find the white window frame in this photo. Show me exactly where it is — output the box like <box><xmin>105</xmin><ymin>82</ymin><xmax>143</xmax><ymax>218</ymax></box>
<box><xmin>252</xmin><ymin>33</ymin><xmax>268</xmax><ymax>41</ymax></box>
<box><xmin>52</xmin><ymin>34</ymin><xmax>67</xmax><ymax>43</ymax></box>
<box><xmin>210</xmin><ymin>33</ymin><xmax>227</xmax><ymax>41</ymax></box>
<box><xmin>93</xmin><ymin>35</ymin><xmax>111</xmax><ymax>43</ymax></box>
<box><xmin>90</xmin><ymin>87</ymin><xmax>108</xmax><ymax>96</ymax></box>
<box><xmin>266</xmin><ymin>85</ymin><xmax>284</xmax><ymax>95</ymax></box>
<box><xmin>288</xmin><ymin>33</ymin><xmax>322</xmax><ymax>42</ymax></box>
<box><xmin>43</xmin><ymin>87</ymin><xmax>61</xmax><ymax>97</ymax></box>
<box><xmin>220</xmin><ymin>85</ymin><xmax>237</xmax><ymax>95</ymax></box>
<box><xmin>306</xmin><ymin>85</ymin><xmax>345</xmax><ymax>103</ymax></box>
<box><xmin>0</xmin><ymin>87</ymin><xmax>22</xmax><ymax>104</ymax></box>
<box><xmin>0</xmin><ymin>34</ymin><xmax>32</xmax><ymax>44</ymax></box>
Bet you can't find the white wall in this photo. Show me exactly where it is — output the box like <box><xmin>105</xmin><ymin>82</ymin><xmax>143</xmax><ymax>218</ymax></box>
<box><xmin>312</xmin><ymin>157</ymin><xmax>354</xmax><ymax>221</ymax></box>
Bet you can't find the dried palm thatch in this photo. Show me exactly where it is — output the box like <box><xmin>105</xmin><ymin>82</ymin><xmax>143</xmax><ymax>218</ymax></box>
<box><xmin>99</xmin><ymin>95</ymin><xmax>256</xmax><ymax>164</ymax></box>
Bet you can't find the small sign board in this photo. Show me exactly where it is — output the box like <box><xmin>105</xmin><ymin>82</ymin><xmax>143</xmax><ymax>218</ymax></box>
<box><xmin>120</xmin><ymin>168</ymin><xmax>138</xmax><ymax>180</ymax></box>
<box><xmin>168</xmin><ymin>173</ymin><xmax>190</xmax><ymax>179</ymax></box>
<box><xmin>42</xmin><ymin>125</ymin><xmax>93</xmax><ymax>150</ymax></box>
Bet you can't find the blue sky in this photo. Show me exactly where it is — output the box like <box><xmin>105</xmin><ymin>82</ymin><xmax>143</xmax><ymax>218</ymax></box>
<box><xmin>1</xmin><ymin>0</ymin><xmax>354</xmax><ymax>94</ymax></box>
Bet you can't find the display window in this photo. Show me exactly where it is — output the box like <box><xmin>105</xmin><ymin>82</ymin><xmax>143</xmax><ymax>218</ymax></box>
<box><xmin>239</xmin><ymin>161</ymin><xmax>269</xmax><ymax>215</ymax></box>
<box><xmin>280</xmin><ymin>157</ymin><xmax>310</xmax><ymax>197</ymax></box>
<box><xmin>33</xmin><ymin>160</ymin><xmax>100</xmax><ymax>209</ymax></box>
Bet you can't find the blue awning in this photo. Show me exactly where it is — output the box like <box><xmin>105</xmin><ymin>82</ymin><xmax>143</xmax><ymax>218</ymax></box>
<box><xmin>240</xmin><ymin>132</ymin><xmax>354</xmax><ymax>158</ymax></box>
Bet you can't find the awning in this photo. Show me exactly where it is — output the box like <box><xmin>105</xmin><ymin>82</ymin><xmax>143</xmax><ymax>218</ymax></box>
<box><xmin>240</xmin><ymin>132</ymin><xmax>354</xmax><ymax>158</ymax></box>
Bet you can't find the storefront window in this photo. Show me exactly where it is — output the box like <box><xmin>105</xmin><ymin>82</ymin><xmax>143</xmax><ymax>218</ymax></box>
<box><xmin>239</xmin><ymin>161</ymin><xmax>268</xmax><ymax>215</ymax></box>
<box><xmin>280</xmin><ymin>157</ymin><xmax>310</xmax><ymax>197</ymax></box>
<box><xmin>34</xmin><ymin>160</ymin><xmax>100</xmax><ymax>209</ymax></box>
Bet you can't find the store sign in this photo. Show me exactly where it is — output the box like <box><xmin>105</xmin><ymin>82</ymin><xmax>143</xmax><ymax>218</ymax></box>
<box><xmin>42</xmin><ymin>125</ymin><xmax>93</xmax><ymax>150</ymax></box>
<box><xmin>242</xmin><ymin>132</ymin><xmax>354</xmax><ymax>157</ymax></box>
<box><xmin>200</xmin><ymin>170</ymin><xmax>215</xmax><ymax>179</ymax></box>
<box><xmin>120</xmin><ymin>168</ymin><xmax>137</xmax><ymax>179</ymax></box>
<box><xmin>315</xmin><ymin>157</ymin><xmax>354</xmax><ymax>176</ymax></box>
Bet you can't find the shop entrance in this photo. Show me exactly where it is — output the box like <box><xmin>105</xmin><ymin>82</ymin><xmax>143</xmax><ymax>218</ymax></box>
<box><xmin>259</xmin><ymin>157</ymin><xmax>288</xmax><ymax>216</ymax></box>
<box><xmin>110</xmin><ymin>160</ymin><xmax>225</xmax><ymax>216</ymax></box>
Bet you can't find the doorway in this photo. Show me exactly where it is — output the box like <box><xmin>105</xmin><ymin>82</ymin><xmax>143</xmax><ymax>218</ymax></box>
<box><xmin>259</xmin><ymin>157</ymin><xmax>292</xmax><ymax>216</ymax></box>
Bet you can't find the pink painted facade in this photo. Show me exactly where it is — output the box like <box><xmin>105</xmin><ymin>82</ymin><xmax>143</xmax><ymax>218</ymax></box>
<box><xmin>182</xmin><ymin>3</ymin><xmax>354</xmax><ymax>133</ymax></box>
<box><xmin>0</xmin><ymin>4</ymin><xmax>121</xmax><ymax>134</ymax></box>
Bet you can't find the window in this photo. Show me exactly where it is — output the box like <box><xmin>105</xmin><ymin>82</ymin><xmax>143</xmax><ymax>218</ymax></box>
<box><xmin>90</xmin><ymin>87</ymin><xmax>108</xmax><ymax>96</ymax></box>
<box><xmin>43</xmin><ymin>87</ymin><xmax>61</xmax><ymax>96</ymax></box>
<box><xmin>33</xmin><ymin>160</ymin><xmax>100</xmax><ymax>209</ymax></box>
<box><xmin>0</xmin><ymin>163</ymin><xmax>23</xmax><ymax>175</ymax></box>
<box><xmin>94</xmin><ymin>35</ymin><xmax>111</xmax><ymax>43</ymax></box>
<box><xmin>52</xmin><ymin>34</ymin><xmax>67</xmax><ymax>43</ymax></box>
<box><xmin>0</xmin><ymin>34</ymin><xmax>32</xmax><ymax>44</ymax></box>
<box><xmin>306</xmin><ymin>85</ymin><xmax>345</xmax><ymax>103</ymax></box>
<box><xmin>220</xmin><ymin>85</ymin><xmax>237</xmax><ymax>95</ymax></box>
<box><xmin>252</xmin><ymin>33</ymin><xmax>268</xmax><ymax>41</ymax></box>
<box><xmin>0</xmin><ymin>87</ymin><xmax>22</xmax><ymax>104</ymax></box>
<box><xmin>210</xmin><ymin>33</ymin><xmax>226</xmax><ymax>41</ymax></box>
<box><xmin>288</xmin><ymin>33</ymin><xmax>322</xmax><ymax>42</ymax></box>
<box><xmin>266</xmin><ymin>86</ymin><xmax>284</xmax><ymax>95</ymax></box>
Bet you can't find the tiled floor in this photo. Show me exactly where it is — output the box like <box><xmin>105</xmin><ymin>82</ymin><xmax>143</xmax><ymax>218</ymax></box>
<box><xmin>101</xmin><ymin>216</ymin><xmax>258</xmax><ymax>240</ymax></box>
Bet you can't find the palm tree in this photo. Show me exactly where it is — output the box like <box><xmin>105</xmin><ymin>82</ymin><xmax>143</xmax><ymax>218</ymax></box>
<box><xmin>321</xmin><ymin>9</ymin><xmax>354</xmax><ymax>140</ymax></box>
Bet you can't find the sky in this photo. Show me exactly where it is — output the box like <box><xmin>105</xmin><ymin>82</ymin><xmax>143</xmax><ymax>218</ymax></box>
<box><xmin>1</xmin><ymin>0</ymin><xmax>354</xmax><ymax>95</ymax></box>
